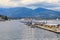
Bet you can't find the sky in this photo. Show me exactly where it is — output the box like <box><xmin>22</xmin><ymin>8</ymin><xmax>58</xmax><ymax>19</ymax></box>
<box><xmin>0</xmin><ymin>0</ymin><xmax>60</xmax><ymax>10</ymax></box>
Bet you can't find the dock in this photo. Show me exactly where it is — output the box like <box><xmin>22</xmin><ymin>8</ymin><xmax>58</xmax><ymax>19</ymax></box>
<box><xmin>21</xmin><ymin>18</ymin><xmax>60</xmax><ymax>34</ymax></box>
<box><xmin>32</xmin><ymin>23</ymin><xmax>60</xmax><ymax>34</ymax></box>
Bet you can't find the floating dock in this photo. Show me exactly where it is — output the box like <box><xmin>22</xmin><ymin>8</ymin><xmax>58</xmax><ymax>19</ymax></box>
<box><xmin>22</xmin><ymin>18</ymin><xmax>60</xmax><ymax>34</ymax></box>
<box><xmin>32</xmin><ymin>23</ymin><xmax>60</xmax><ymax>34</ymax></box>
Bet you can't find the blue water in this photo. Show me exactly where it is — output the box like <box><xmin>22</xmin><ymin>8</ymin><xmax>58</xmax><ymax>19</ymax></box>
<box><xmin>0</xmin><ymin>20</ymin><xmax>60</xmax><ymax>40</ymax></box>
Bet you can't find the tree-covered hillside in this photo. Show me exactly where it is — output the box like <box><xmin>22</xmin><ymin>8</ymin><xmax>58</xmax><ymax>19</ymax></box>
<box><xmin>0</xmin><ymin>15</ymin><xmax>8</xmax><ymax>20</ymax></box>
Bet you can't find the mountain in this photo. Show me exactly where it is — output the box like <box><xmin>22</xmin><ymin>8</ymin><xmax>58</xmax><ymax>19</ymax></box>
<box><xmin>32</xmin><ymin>8</ymin><xmax>60</xmax><ymax>19</ymax></box>
<box><xmin>0</xmin><ymin>7</ymin><xmax>60</xmax><ymax>19</ymax></box>
<box><xmin>0</xmin><ymin>7</ymin><xmax>33</xmax><ymax>18</ymax></box>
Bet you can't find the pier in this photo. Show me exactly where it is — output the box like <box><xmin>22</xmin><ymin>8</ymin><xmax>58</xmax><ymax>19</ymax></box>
<box><xmin>32</xmin><ymin>23</ymin><xmax>60</xmax><ymax>34</ymax></box>
<box><xmin>24</xmin><ymin>19</ymin><xmax>60</xmax><ymax>34</ymax></box>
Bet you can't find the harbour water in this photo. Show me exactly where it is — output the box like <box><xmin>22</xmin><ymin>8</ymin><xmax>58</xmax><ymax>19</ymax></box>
<box><xmin>0</xmin><ymin>20</ymin><xmax>60</xmax><ymax>40</ymax></box>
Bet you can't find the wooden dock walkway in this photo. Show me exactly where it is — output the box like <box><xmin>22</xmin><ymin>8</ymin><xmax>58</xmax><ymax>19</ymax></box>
<box><xmin>24</xmin><ymin>20</ymin><xmax>60</xmax><ymax>34</ymax></box>
<box><xmin>32</xmin><ymin>24</ymin><xmax>60</xmax><ymax>34</ymax></box>
<box><xmin>26</xmin><ymin>22</ymin><xmax>60</xmax><ymax>34</ymax></box>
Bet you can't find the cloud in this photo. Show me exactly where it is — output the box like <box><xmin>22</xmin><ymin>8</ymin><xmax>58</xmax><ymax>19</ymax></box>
<box><xmin>27</xmin><ymin>2</ymin><xmax>60</xmax><ymax>8</ymax></box>
<box><xmin>0</xmin><ymin>0</ymin><xmax>19</xmax><ymax>7</ymax></box>
<box><xmin>0</xmin><ymin>0</ymin><xmax>60</xmax><ymax>10</ymax></box>
<box><xmin>0</xmin><ymin>0</ymin><xmax>60</xmax><ymax>6</ymax></box>
<box><xmin>47</xmin><ymin>7</ymin><xmax>60</xmax><ymax>11</ymax></box>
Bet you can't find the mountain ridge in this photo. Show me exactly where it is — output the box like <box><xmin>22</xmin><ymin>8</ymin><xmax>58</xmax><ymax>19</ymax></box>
<box><xmin>0</xmin><ymin>7</ymin><xmax>60</xmax><ymax>19</ymax></box>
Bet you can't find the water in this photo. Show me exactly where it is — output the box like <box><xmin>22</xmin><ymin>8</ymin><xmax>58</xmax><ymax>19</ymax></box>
<box><xmin>0</xmin><ymin>20</ymin><xmax>60</xmax><ymax>40</ymax></box>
